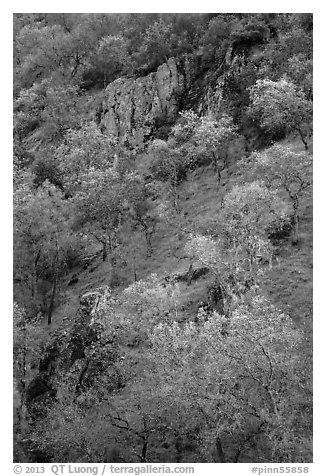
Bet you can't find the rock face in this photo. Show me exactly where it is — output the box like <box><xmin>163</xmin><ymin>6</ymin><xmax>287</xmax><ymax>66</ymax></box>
<box><xmin>26</xmin><ymin>287</ymin><xmax>120</xmax><ymax>411</ymax></box>
<box><xmin>98</xmin><ymin>58</ymin><xmax>185</xmax><ymax>147</ymax></box>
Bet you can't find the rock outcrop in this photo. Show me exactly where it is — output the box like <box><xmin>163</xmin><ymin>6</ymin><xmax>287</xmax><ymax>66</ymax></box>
<box><xmin>97</xmin><ymin>58</ymin><xmax>185</xmax><ymax>147</ymax></box>
<box><xmin>26</xmin><ymin>287</ymin><xmax>120</xmax><ymax>411</ymax></box>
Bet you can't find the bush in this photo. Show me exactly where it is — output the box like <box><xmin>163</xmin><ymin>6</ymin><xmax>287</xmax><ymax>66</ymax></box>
<box><xmin>231</xmin><ymin>17</ymin><xmax>270</xmax><ymax>56</ymax></box>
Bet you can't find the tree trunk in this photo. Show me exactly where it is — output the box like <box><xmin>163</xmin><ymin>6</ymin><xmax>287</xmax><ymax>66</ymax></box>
<box><xmin>174</xmin><ymin>433</ymin><xmax>183</xmax><ymax>462</ymax></box>
<box><xmin>32</xmin><ymin>249</ymin><xmax>41</xmax><ymax>297</ymax></box>
<box><xmin>145</xmin><ymin>228</ymin><xmax>153</xmax><ymax>257</ymax></box>
<box><xmin>132</xmin><ymin>254</ymin><xmax>137</xmax><ymax>282</ymax></box>
<box><xmin>102</xmin><ymin>240</ymin><xmax>107</xmax><ymax>262</ymax></box>
<box><xmin>172</xmin><ymin>188</ymin><xmax>180</xmax><ymax>213</ymax></box>
<box><xmin>140</xmin><ymin>439</ymin><xmax>148</xmax><ymax>463</ymax></box>
<box><xmin>292</xmin><ymin>197</ymin><xmax>300</xmax><ymax>244</ymax></box>
<box><xmin>220</xmin><ymin>283</ymin><xmax>231</xmax><ymax>320</ymax></box>
<box><xmin>109</xmin><ymin>252</ymin><xmax>119</xmax><ymax>285</ymax></box>
<box><xmin>47</xmin><ymin>273</ymin><xmax>57</xmax><ymax>325</ymax></box>
<box><xmin>48</xmin><ymin>239</ymin><xmax>59</xmax><ymax>325</ymax></box>
<box><xmin>186</xmin><ymin>263</ymin><xmax>194</xmax><ymax>286</ymax></box>
<box><xmin>140</xmin><ymin>418</ymin><xmax>148</xmax><ymax>463</ymax></box>
<box><xmin>217</xmin><ymin>168</ymin><xmax>221</xmax><ymax>184</ymax></box>
<box><xmin>214</xmin><ymin>437</ymin><xmax>226</xmax><ymax>463</ymax></box>
<box><xmin>295</xmin><ymin>126</ymin><xmax>309</xmax><ymax>150</ymax></box>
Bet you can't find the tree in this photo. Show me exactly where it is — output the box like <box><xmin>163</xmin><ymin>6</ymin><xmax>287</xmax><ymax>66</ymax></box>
<box><xmin>122</xmin><ymin>172</ymin><xmax>159</xmax><ymax>257</ymax></box>
<box><xmin>186</xmin><ymin>182</ymin><xmax>290</xmax><ymax>315</ymax></box>
<box><xmin>14</xmin><ymin>16</ymin><xmax>103</xmax><ymax>91</ymax></box>
<box><xmin>219</xmin><ymin>181</ymin><xmax>291</xmax><ymax>266</ymax></box>
<box><xmin>256</xmin><ymin>19</ymin><xmax>312</xmax><ymax>96</ymax></box>
<box><xmin>122</xmin><ymin>273</ymin><xmax>180</xmax><ymax>328</ymax></box>
<box><xmin>193</xmin><ymin>114</ymin><xmax>238</xmax><ymax>181</ymax></box>
<box><xmin>14</xmin><ymin>181</ymin><xmax>78</xmax><ymax>323</ymax></box>
<box><xmin>14</xmin><ymin>79</ymin><xmax>82</xmax><ymax>147</ymax></box>
<box><xmin>148</xmin><ymin>139</ymin><xmax>187</xmax><ymax>212</ymax></box>
<box><xmin>148</xmin><ymin>296</ymin><xmax>312</xmax><ymax>462</ymax></box>
<box><xmin>56</xmin><ymin>123</ymin><xmax>117</xmax><ymax>195</ymax></box>
<box><xmin>172</xmin><ymin>112</ymin><xmax>238</xmax><ymax>183</ymax></box>
<box><xmin>86</xmin><ymin>35</ymin><xmax>133</xmax><ymax>88</ymax></box>
<box><xmin>198</xmin><ymin>15</ymin><xmax>234</xmax><ymax>68</ymax></box>
<box><xmin>248</xmin><ymin>78</ymin><xmax>312</xmax><ymax>150</ymax></box>
<box><xmin>252</xmin><ymin>144</ymin><xmax>312</xmax><ymax>243</ymax></box>
<box><xmin>230</xmin><ymin>16</ymin><xmax>270</xmax><ymax>57</ymax></box>
<box><xmin>74</xmin><ymin>167</ymin><xmax>126</xmax><ymax>266</ymax></box>
<box><xmin>137</xmin><ymin>19</ymin><xmax>174</xmax><ymax>71</ymax></box>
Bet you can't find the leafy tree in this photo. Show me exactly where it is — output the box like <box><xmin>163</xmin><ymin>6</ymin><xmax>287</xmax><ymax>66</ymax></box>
<box><xmin>56</xmin><ymin>123</ymin><xmax>117</xmax><ymax>195</ymax></box>
<box><xmin>186</xmin><ymin>182</ymin><xmax>290</xmax><ymax>315</ymax></box>
<box><xmin>252</xmin><ymin>145</ymin><xmax>312</xmax><ymax>243</ymax></box>
<box><xmin>148</xmin><ymin>139</ymin><xmax>187</xmax><ymax>212</ymax></box>
<box><xmin>248</xmin><ymin>78</ymin><xmax>312</xmax><ymax>149</ymax></box>
<box><xmin>122</xmin><ymin>172</ymin><xmax>159</xmax><ymax>257</ymax></box>
<box><xmin>173</xmin><ymin>111</ymin><xmax>238</xmax><ymax>183</ymax></box>
<box><xmin>137</xmin><ymin>19</ymin><xmax>174</xmax><ymax>71</ymax></box>
<box><xmin>219</xmin><ymin>181</ymin><xmax>291</xmax><ymax>264</ymax></box>
<box><xmin>14</xmin><ymin>23</ymin><xmax>69</xmax><ymax>91</ymax></box>
<box><xmin>14</xmin><ymin>181</ymin><xmax>78</xmax><ymax>323</ymax></box>
<box><xmin>172</xmin><ymin>110</ymin><xmax>201</xmax><ymax>144</ymax></box>
<box><xmin>14</xmin><ymin>16</ymin><xmax>104</xmax><ymax>91</ymax></box>
<box><xmin>122</xmin><ymin>273</ymin><xmax>180</xmax><ymax>328</ymax></box>
<box><xmin>14</xmin><ymin>79</ymin><xmax>82</xmax><ymax>147</ymax></box>
<box><xmin>198</xmin><ymin>15</ymin><xmax>234</xmax><ymax>69</ymax></box>
<box><xmin>256</xmin><ymin>18</ymin><xmax>312</xmax><ymax>94</ymax></box>
<box><xmin>192</xmin><ymin>114</ymin><xmax>238</xmax><ymax>181</ymax></box>
<box><xmin>286</xmin><ymin>54</ymin><xmax>313</xmax><ymax>100</ymax></box>
<box><xmin>74</xmin><ymin>167</ymin><xmax>126</xmax><ymax>267</ymax></box>
<box><xmin>85</xmin><ymin>35</ymin><xmax>133</xmax><ymax>88</ymax></box>
<box><xmin>230</xmin><ymin>16</ymin><xmax>270</xmax><ymax>57</ymax></box>
<box><xmin>148</xmin><ymin>296</ymin><xmax>312</xmax><ymax>462</ymax></box>
<box><xmin>31</xmin><ymin>154</ymin><xmax>64</xmax><ymax>189</ymax></box>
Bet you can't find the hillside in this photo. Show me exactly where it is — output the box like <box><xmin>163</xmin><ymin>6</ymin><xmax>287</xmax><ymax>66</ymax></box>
<box><xmin>13</xmin><ymin>13</ymin><xmax>313</xmax><ymax>464</ymax></box>
<box><xmin>49</xmin><ymin>136</ymin><xmax>312</xmax><ymax>332</ymax></box>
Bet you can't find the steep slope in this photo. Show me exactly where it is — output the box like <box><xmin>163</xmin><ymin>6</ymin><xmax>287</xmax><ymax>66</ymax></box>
<box><xmin>49</xmin><ymin>137</ymin><xmax>312</xmax><ymax>332</ymax></box>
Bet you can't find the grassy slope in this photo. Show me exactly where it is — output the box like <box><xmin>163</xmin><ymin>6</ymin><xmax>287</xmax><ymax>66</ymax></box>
<box><xmin>49</xmin><ymin>137</ymin><xmax>312</xmax><ymax>333</ymax></box>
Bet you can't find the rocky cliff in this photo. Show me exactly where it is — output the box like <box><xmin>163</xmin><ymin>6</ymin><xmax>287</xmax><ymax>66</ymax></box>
<box><xmin>97</xmin><ymin>58</ymin><xmax>186</xmax><ymax>147</ymax></box>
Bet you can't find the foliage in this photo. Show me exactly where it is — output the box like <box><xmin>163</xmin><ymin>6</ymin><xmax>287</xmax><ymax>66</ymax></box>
<box><xmin>122</xmin><ymin>172</ymin><xmax>160</xmax><ymax>256</ymax></box>
<box><xmin>172</xmin><ymin>112</ymin><xmax>238</xmax><ymax>181</ymax></box>
<box><xmin>252</xmin><ymin>144</ymin><xmax>312</xmax><ymax>242</ymax></box>
<box><xmin>248</xmin><ymin>78</ymin><xmax>312</xmax><ymax>149</ymax></box>
<box><xmin>147</xmin><ymin>139</ymin><xmax>187</xmax><ymax>212</ymax></box>
<box><xmin>148</xmin><ymin>296</ymin><xmax>312</xmax><ymax>462</ymax></box>
<box><xmin>256</xmin><ymin>21</ymin><xmax>312</xmax><ymax>93</ymax></box>
<box><xmin>74</xmin><ymin>166</ymin><xmax>127</xmax><ymax>264</ymax></box>
<box><xmin>220</xmin><ymin>181</ymin><xmax>291</xmax><ymax>255</ymax></box>
<box><xmin>83</xmin><ymin>35</ymin><xmax>133</xmax><ymax>89</ymax></box>
<box><xmin>230</xmin><ymin>16</ymin><xmax>270</xmax><ymax>57</ymax></box>
<box><xmin>122</xmin><ymin>273</ymin><xmax>181</xmax><ymax>326</ymax></box>
<box><xmin>13</xmin><ymin>13</ymin><xmax>313</xmax><ymax>464</ymax></box>
<box><xmin>14</xmin><ymin>79</ymin><xmax>82</xmax><ymax>146</ymax></box>
<box><xmin>14</xmin><ymin>16</ymin><xmax>106</xmax><ymax>92</ymax></box>
<box><xmin>185</xmin><ymin>182</ymin><xmax>291</xmax><ymax>314</ymax></box>
<box><xmin>56</xmin><ymin>123</ymin><xmax>117</xmax><ymax>195</ymax></box>
<box><xmin>137</xmin><ymin>19</ymin><xmax>174</xmax><ymax>71</ymax></box>
<box><xmin>14</xmin><ymin>181</ymin><xmax>80</xmax><ymax>319</ymax></box>
<box><xmin>198</xmin><ymin>15</ymin><xmax>234</xmax><ymax>68</ymax></box>
<box><xmin>13</xmin><ymin>303</ymin><xmax>47</xmax><ymax>399</ymax></box>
